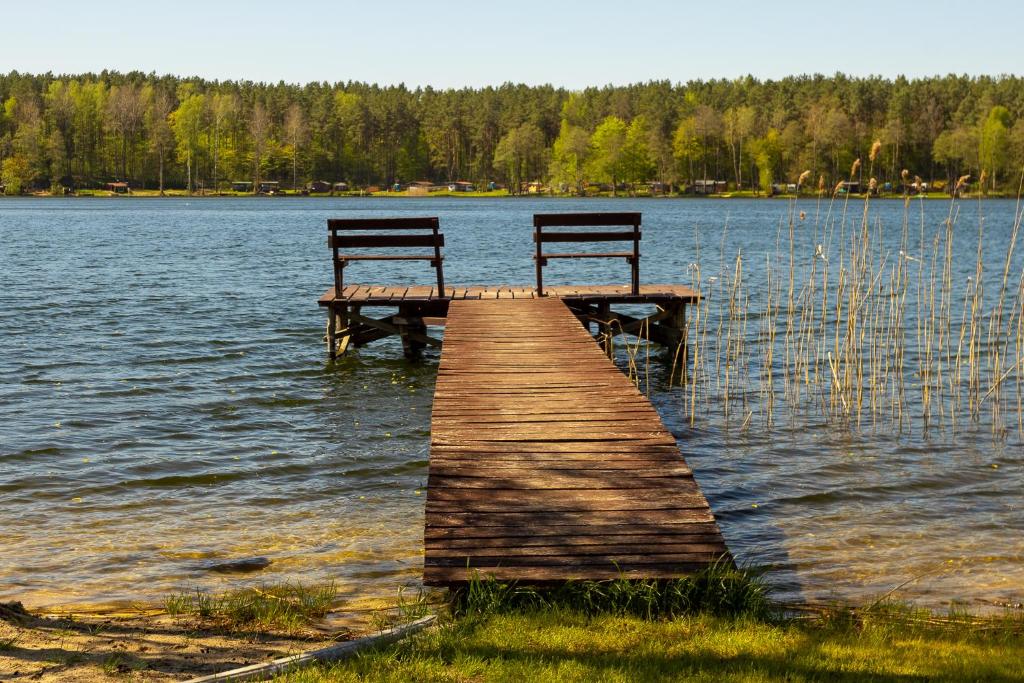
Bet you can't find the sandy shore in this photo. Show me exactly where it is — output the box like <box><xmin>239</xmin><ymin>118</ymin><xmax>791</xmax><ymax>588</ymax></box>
<box><xmin>0</xmin><ymin>601</ymin><xmax>347</xmax><ymax>682</ymax></box>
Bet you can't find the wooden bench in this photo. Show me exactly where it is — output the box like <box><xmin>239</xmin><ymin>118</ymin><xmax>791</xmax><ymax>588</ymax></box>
<box><xmin>533</xmin><ymin>212</ymin><xmax>641</xmax><ymax>297</ymax></box>
<box><xmin>326</xmin><ymin>217</ymin><xmax>445</xmax><ymax>358</ymax></box>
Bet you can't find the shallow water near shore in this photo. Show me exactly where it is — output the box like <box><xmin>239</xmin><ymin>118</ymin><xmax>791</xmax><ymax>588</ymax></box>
<box><xmin>1</xmin><ymin>196</ymin><xmax>1021</xmax><ymax>612</ymax></box>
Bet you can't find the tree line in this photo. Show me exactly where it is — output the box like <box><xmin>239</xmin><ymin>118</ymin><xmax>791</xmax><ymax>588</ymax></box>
<box><xmin>2</xmin><ymin>70</ymin><xmax>1024</xmax><ymax>195</ymax></box>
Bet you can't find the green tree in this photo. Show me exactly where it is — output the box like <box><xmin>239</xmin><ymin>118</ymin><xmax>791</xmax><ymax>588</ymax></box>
<box><xmin>979</xmin><ymin>106</ymin><xmax>1012</xmax><ymax>190</ymax></box>
<box><xmin>249</xmin><ymin>102</ymin><xmax>272</xmax><ymax>188</ymax></box>
<box><xmin>171</xmin><ymin>92</ymin><xmax>207</xmax><ymax>193</ymax></box>
<box><xmin>1</xmin><ymin>155</ymin><xmax>30</xmax><ymax>194</ymax></box>
<box><xmin>44</xmin><ymin>81</ymin><xmax>76</xmax><ymax>181</ymax></box>
<box><xmin>209</xmin><ymin>92</ymin><xmax>237</xmax><ymax>192</ymax></box>
<box><xmin>1008</xmin><ymin>118</ymin><xmax>1024</xmax><ymax>189</ymax></box>
<box><xmin>673</xmin><ymin>116</ymin><xmax>701</xmax><ymax>187</ymax></box>
<box><xmin>8</xmin><ymin>96</ymin><xmax>47</xmax><ymax>189</ymax></box>
<box><xmin>588</xmin><ymin>115</ymin><xmax>627</xmax><ymax>196</ymax></box>
<box><xmin>145</xmin><ymin>88</ymin><xmax>174</xmax><ymax>194</ymax></box>
<box><xmin>493</xmin><ymin>122</ymin><xmax>545</xmax><ymax>194</ymax></box>
<box><xmin>332</xmin><ymin>91</ymin><xmax>366</xmax><ymax>184</ymax></box>
<box><xmin>70</xmin><ymin>81</ymin><xmax>108</xmax><ymax>181</ymax></box>
<box><xmin>622</xmin><ymin>116</ymin><xmax>655</xmax><ymax>192</ymax></box>
<box><xmin>750</xmin><ymin>128</ymin><xmax>782</xmax><ymax>195</ymax></box>
<box><xmin>548</xmin><ymin>119</ymin><xmax>590</xmax><ymax>194</ymax></box>
<box><xmin>106</xmin><ymin>84</ymin><xmax>145</xmax><ymax>181</ymax></box>
<box><xmin>933</xmin><ymin>126</ymin><xmax>978</xmax><ymax>188</ymax></box>
<box><xmin>284</xmin><ymin>102</ymin><xmax>307</xmax><ymax>190</ymax></box>
<box><xmin>723</xmin><ymin>106</ymin><xmax>756</xmax><ymax>189</ymax></box>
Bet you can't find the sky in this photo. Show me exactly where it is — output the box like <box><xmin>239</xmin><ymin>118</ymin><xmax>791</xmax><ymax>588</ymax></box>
<box><xmin>4</xmin><ymin>1</ymin><xmax>1023</xmax><ymax>89</ymax></box>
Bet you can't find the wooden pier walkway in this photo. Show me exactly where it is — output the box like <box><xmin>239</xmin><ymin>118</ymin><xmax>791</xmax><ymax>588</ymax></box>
<box><xmin>424</xmin><ymin>297</ymin><xmax>727</xmax><ymax>585</ymax></box>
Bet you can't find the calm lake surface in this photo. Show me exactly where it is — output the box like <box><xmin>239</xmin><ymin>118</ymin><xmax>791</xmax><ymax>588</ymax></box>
<box><xmin>1</xmin><ymin>196</ymin><xmax>1021</xmax><ymax>612</ymax></box>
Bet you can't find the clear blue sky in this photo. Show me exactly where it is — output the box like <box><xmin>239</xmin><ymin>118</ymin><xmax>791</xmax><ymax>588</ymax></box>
<box><xmin>5</xmin><ymin>1</ymin><xmax>1022</xmax><ymax>88</ymax></box>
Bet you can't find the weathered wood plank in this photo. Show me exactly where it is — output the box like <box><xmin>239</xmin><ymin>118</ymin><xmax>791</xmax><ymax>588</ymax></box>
<box><xmin>426</xmin><ymin>533</ymin><xmax>724</xmax><ymax>548</ymax></box>
<box><xmin>425</xmin><ymin>522</ymin><xmax>724</xmax><ymax>539</ymax></box>
<box><xmin>424</xmin><ymin>297</ymin><xmax>725</xmax><ymax>586</ymax></box>
<box><xmin>425</xmin><ymin>553</ymin><xmax>723</xmax><ymax>568</ymax></box>
<box><xmin>423</xmin><ymin>566</ymin><xmax>717</xmax><ymax>582</ymax></box>
<box><xmin>426</xmin><ymin>544</ymin><xmax>727</xmax><ymax>558</ymax></box>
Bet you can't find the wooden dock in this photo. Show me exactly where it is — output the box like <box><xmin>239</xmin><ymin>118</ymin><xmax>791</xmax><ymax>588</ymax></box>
<box><xmin>319</xmin><ymin>284</ymin><xmax>699</xmax><ymax>357</ymax></box>
<box><xmin>423</xmin><ymin>297</ymin><xmax>727</xmax><ymax>585</ymax></box>
<box><xmin>320</xmin><ymin>213</ymin><xmax>699</xmax><ymax>358</ymax></box>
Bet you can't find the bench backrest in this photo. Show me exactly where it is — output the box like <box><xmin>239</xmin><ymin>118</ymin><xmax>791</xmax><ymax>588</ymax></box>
<box><xmin>327</xmin><ymin>217</ymin><xmax>445</xmax><ymax>294</ymax></box>
<box><xmin>533</xmin><ymin>212</ymin><xmax>641</xmax><ymax>296</ymax></box>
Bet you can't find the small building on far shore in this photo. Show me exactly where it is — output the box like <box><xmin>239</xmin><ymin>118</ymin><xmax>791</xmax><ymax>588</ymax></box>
<box><xmin>332</xmin><ymin>181</ymin><xmax>349</xmax><ymax>192</ymax></box>
<box><xmin>257</xmin><ymin>181</ymin><xmax>280</xmax><ymax>195</ymax></box>
<box><xmin>232</xmin><ymin>181</ymin><xmax>253</xmax><ymax>193</ymax></box>
<box><xmin>308</xmin><ymin>180</ymin><xmax>331</xmax><ymax>193</ymax></box>
<box><xmin>692</xmin><ymin>179</ymin><xmax>727</xmax><ymax>195</ymax></box>
<box><xmin>406</xmin><ymin>180</ymin><xmax>438</xmax><ymax>195</ymax></box>
<box><xmin>448</xmin><ymin>181</ymin><xmax>476</xmax><ymax>192</ymax></box>
<box><xmin>771</xmin><ymin>183</ymin><xmax>798</xmax><ymax>195</ymax></box>
<box><xmin>106</xmin><ymin>181</ymin><xmax>130</xmax><ymax>194</ymax></box>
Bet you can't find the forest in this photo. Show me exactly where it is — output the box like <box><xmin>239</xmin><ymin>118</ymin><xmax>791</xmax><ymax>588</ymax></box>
<box><xmin>2</xmin><ymin>71</ymin><xmax>1024</xmax><ymax>195</ymax></box>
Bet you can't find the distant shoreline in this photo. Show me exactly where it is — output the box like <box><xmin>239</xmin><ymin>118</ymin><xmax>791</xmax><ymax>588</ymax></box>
<box><xmin>2</xmin><ymin>191</ymin><xmax>1006</xmax><ymax>201</ymax></box>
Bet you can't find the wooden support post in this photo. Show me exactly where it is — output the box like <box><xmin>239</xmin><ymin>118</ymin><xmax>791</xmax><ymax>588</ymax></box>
<box><xmin>668</xmin><ymin>302</ymin><xmax>688</xmax><ymax>366</ymax></box>
<box><xmin>597</xmin><ymin>302</ymin><xmax>612</xmax><ymax>357</ymax></box>
<box><xmin>336</xmin><ymin>304</ymin><xmax>352</xmax><ymax>356</ymax></box>
<box><xmin>395</xmin><ymin>307</ymin><xmax>428</xmax><ymax>359</ymax></box>
<box><xmin>326</xmin><ymin>303</ymin><xmax>352</xmax><ymax>358</ymax></box>
<box><xmin>395</xmin><ymin>306</ymin><xmax>413</xmax><ymax>358</ymax></box>
<box><xmin>326</xmin><ymin>303</ymin><xmax>337</xmax><ymax>359</ymax></box>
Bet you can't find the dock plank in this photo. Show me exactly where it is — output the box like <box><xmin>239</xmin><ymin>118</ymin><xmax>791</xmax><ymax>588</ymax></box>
<box><xmin>424</xmin><ymin>297</ymin><xmax>727</xmax><ymax>585</ymax></box>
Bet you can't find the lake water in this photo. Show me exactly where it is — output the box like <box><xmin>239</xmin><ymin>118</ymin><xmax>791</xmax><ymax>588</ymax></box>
<box><xmin>1</xmin><ymin>196</ymin><xmax>1021</xmax><ymax>613</ymax></box>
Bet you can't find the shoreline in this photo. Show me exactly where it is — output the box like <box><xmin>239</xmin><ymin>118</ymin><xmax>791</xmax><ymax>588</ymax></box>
<box><xmin>3</xmin><ymin>593</ymin><xmax>1021</xmax><ymax>682</ymax></box>
<box><xmin>1</xmin><ymin>191</ymin><xmax>1008</xmax><ymax>201</ymax></box>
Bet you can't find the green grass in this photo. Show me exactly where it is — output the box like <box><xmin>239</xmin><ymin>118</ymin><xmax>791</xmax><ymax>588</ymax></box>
<box><xmin>274</xmin><ymin>604</ymin><xmax>1024</xmax><ymax>682</ymax></box>
<box><xmin>164</xmin><ymin>582</ymin><xmax>337</xmax><ymax>633</ymax></box>
<box><xmin>265</xmin><ymin>569</ymin><xmax>1022</xmax><ymax>682</ymax></box>
<box><xmin>451</xmin><ymin>561</ymin><xmax>771</xmax><ymax>621</ymax></box>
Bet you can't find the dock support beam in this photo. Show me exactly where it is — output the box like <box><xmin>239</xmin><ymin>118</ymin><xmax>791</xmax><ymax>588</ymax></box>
<box><xmin>326</xmin><ymin>303</ymin><xmax>352</xmax><ymax>359</ymax></box>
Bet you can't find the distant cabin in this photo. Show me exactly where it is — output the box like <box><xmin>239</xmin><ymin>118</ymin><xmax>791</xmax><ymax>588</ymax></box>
<box><xmin>448</xmin><ymin>181</ymin><xmax>476</xmax><ymax>192</ymax></box>
<box><xmin>332</xmin><ymin>182</ymin><xmax>349</xmax><ymax>192</ymax></box>
<box><xmin>232</xmin><ymin>181</ymin><xmax>253</xmax><ymax>192</ymax></box>
<box><xmin>692</xmin><ymin>180</ymin><xmax>727</xmax><ymax>195</ymax></box>
<box><xmin>770</xmin><ymin>183</ymin><xmax>798</xmax><ymax>195</ymax></box>
<box><xmin>838</xmin><ymin>181</ymin><xmax>861</xmax><ymax>194</ymax></box>
<box><xmin>106</xmin><ymin>181</ymin><xmax>130</xmax><ymax>194</ymax></box>
<box><xmin>406</xmin><ymin>181</ymin><xmax>437</xmax><ymax>195</ymax></box>
<box><xmin>308</xmin><ymin>180</ymin><xmax>331</xmax><ymax>193</ymax></box>
<box><xmin>257</xmin><ymin>181</ymin><xmax>280</xmax><ymax>194</ymax></box>
<box><xmin>526</xmin><ymin>181</ymin><xmax>545</xmax><ymax>194</ymax></box>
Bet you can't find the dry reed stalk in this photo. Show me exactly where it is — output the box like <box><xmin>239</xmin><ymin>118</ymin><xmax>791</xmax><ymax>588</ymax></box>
<box><xmin>672</xmin><ymin>168</ymin><xmax>1024</xmax><ymax>443</ymax></box>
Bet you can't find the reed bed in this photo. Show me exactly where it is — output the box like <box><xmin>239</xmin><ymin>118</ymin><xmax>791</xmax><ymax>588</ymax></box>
<box><xmin>675</xmin><ymin>158</ymin><xmax>1024</xmax><ymax>440</ymax></box>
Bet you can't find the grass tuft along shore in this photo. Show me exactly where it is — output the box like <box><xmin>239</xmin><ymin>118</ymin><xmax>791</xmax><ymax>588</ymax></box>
<box><xmin>271</xmin><ymin>568</ymin><xmax>1024</xmax><ymax>682</ymax></box>
<box><xmin>275</xmin><ymin>607</ymin><xmax>1024</xmax><ymax>682</ymax></box>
